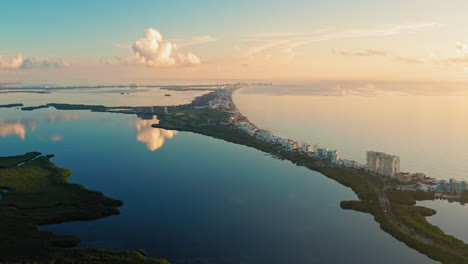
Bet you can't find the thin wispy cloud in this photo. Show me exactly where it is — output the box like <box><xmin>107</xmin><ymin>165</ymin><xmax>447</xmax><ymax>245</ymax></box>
<box><xmin>339</xmin><ymin>49</ymin><xmax>388</xmax><ymax>57</ymax></box>
<box><xmin>243</xmin><ymin>22</ymin><xmax>438</xmax><ymax>59</ymax></box>
<box><xmin>338</xmin><ymin>42</ymin><xmax>468</xmax><ymax>68</ymax></box>
<box><xmin>169</xmin><ymin>35</ymin><xmax>217</xmax><ymax>48</ymax></box>
<box><xmin>337</xmin><ymin>49</ymin><xmax>425</xmax><ymax>64</ymax></box>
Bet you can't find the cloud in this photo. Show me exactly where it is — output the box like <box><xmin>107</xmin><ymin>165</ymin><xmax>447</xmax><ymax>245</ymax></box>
<box><xmin>394</xmin><ymin>56</ymin><xmax>426</xmax><ymax>64</ymax></box>
<box><xmin>44</xmin><ymin>113</ymin><xmax>83</xmax><ymax>124</ymax></box>
<box><xmin>338</xmin><ymin>49</ymin><xmax>425</xmax><ymax>64</ymax></box>
<box><xmin>243</xmin><ymin>22</ymin><xmax>438</xmax><ymax>59</ymax></box>
<box><xmin>131</xmin><ymin>28</ymin><xmax>201</xmax><ymax>68</ymax></box>
<box><xmin>0</xmin><ymin>118</ymin><xmax>36</xmax><ymax>139</ymax></box>
<box><xmin>135</xmin><ymin>116</ymin><xmax>177</xmax><ymax>151</ymax></box>
<box><xmin>339</xmin><ymin>49</ymin><xmax>388</xmax><ymax>57</ymax></box>
<box><xmin>170</xmin><ymin>35</ymin><xmax>217</xmax><ymax>48</ymax></box>
<box><xmin>0</xmin><ymin>53</ymin><xmax>69</xmax><ymax>69</ymax></box>
<box><xmin>21</xmin><ymin>56</ymin><xmax>69</xmax><ymax>69</ymax></box>
<box><xmin>338</xmin><ymin>42</ymin><xmax>468</xmax><ymax>68</ymax></box>
<box><xmin>435</xmin><ymin>42</ymin><xmax>468</xmax><ymax>70</ymax></box>
<box><xmin>0</xmin><ymin>53</ymin><xmax>24</xmax><ymax>69</ymax></box>
<box><xmin>49</xmin><ymin>134</ymin><xmax>64</xmax><ymax>142</ymax></box>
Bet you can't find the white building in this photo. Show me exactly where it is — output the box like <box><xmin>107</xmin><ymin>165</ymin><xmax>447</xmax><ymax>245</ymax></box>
<box><xmin>256</xmin><ymin>129</ymin><xmax>272</xmax><ymax>141</ymax></box>
<box><xmin>315</xmin><ymin>147</ymin><xmax>328</xmax><ymax>159</ymax></box>
<box><xmin>366</xmin><ymin>151</ymin><xmax>400</xmax><ymax>177</ymax></box>
<box><xmin>283</xmin><ymin>139</ymin><xmax>299</xmax><ymax>150</ymax></box>
<box><xmin>237</xmin><ymin>122</ymin><xmax>257</xmax><ymax>136</ymax></box>
<box><xmin>326</xmin><ymin>150</ymin><xmax>341</xmax><ymax>163</ymax></box>
<box><xmin>315</xmin><ymin>146</ymin><xmax>341</xmax><ymax>163</ymax></box>
<box><xmin>301</xmin><ymin>141</ymin><xmax>312</xmax><ymax>153</ymax></box>
<box><xmin>338</xmin><ymin>159</ymin><xmax>364</xmax><ymax>169</ymax></box>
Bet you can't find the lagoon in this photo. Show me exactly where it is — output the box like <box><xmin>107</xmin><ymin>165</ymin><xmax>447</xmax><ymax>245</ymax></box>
<box><xmin>0</xmin><ymin>100</ymin><xmax>435</xmax><ymax>263</ymax></box>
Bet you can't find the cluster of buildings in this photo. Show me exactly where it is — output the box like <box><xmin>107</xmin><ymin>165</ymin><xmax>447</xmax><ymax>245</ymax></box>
<box><xmin>208</xmin><ymin>89</ymin><xmax>234</xmax><ymax>110</ymax></box>
<box><xmin>436</xmin><ymin>179</ymin><xmax>467</xmax><ymax>193</ymax></box>
<box><xmin>366</xmin><ymin>151</ymin><xmax>430</xmax><ymax>183</ymax></box>
<box><xmin>366</xmin><ymin>151</ymin><xmax>467</xmax><ymax>194</ymax></box>
<box><xmin>232</xmin><ymin>120</ymin><xmax>344</xmax><ymax>163</ymax></box>
<box><xmin>210</xmin><ymin>83</ymin><xmax>468</xmax><ymax>196</ymax></box>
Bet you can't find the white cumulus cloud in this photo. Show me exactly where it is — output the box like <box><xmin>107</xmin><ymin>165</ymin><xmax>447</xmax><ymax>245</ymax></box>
<box><xmin>131</xmin><ymin>28</ymin><xmax>201</xmax><ymax>68</ymax></box>
<box><xmin>0</xmin><ymin>53</ymin><xmax>24</xmax><ymax>69</ymax></box>
<box><xmin>0</xmin><ymin>53</ymin><xmax>68</xmax><ymax>69</ymax></box>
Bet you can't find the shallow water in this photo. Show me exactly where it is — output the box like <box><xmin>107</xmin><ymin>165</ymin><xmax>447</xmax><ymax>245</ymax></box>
<box><xmin>0</xmin><ymin>86</ymin><xmax>439</xmax><ymax>263</ymax></box>
<box><xmin>234</xmin><ymin>81</ymin><xmax>468</xmax><ymax>181</ymax></box>
<box><xmin>0</xmin><ymin>107</ymin><xmax>435</xmax><ymax>263</ymax></box>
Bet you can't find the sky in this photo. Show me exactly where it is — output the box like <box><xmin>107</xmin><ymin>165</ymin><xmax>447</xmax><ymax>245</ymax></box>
<box><xmin>0</xmin><ymin>0</ymin><xmax>467</xmax><ymax>84</ymax></box>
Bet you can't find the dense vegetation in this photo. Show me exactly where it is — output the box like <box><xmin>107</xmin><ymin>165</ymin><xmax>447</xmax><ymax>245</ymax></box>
<box><xmin>387</xmin><ymin>189</ymin><xmax>436</xmax><ymax>205</ymax></box>
<box><xmin>0</xmin><ymin>152</ymin><xmax>41</xmax><ymax>168</ymax></box>
<box><xmin>0</xmin><ymin>153</ymin><xmax>169</xmax><ymax>263</ymax></box>
<box><xmin>0</xmin><ymin>103</ymin><xmax>23</xmax><ymax>108</ymax></box>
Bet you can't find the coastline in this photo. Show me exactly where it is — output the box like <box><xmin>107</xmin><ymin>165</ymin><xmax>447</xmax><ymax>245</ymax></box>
<box><xmin>9</xmin><ymin>84</ymin><xmax>468</xmax><ymax>263</ymax></box>
<box><xmin>150</xmin><ymin>85</ymin><xmax>468</xmax><ymax>264</ymax></box>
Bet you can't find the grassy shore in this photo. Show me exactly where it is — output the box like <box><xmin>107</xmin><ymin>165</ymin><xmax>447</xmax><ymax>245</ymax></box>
<box><xmin>0</xmin><ymin>152</ymin><xmax>41</xmax><ymax>168</ymax></box>
<box><xmin>0</xmin><ymin>153</ymin><xmax>169</xmax><ymax>263</ymax></box>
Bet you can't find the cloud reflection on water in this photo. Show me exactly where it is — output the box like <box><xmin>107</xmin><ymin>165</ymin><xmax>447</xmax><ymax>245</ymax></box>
<box><xmin>0</xmin><ymin>119</ymin><xmax>37</xmax><ymax>139</ymax></box>
<box><xmin>135</xmin><ymin>116</ymin><xmax>177</xmax><ymax>151</ymax></box>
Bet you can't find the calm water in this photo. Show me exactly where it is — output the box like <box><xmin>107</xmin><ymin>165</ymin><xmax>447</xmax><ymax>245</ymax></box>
<box><xmin>234</xmin><ymin>81</ymin><xmax>468</xmax><ymax>181</ymax></box>
<box><xmin>418</xmin><ymin>200</ymin><xmax>468</xmax><ymax>244</ymax></box>
<box><xmin>0</xmin><ymin>86</ymin><xmax>438</xmax><ymax>263</ymax></box>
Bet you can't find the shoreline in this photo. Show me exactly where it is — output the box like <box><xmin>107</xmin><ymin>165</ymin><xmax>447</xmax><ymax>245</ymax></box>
<box><xmin>6</xmin><ymin>84</ymin><xmax>468</xmax><ymax>263</ymax></box>
<box><xmin>151</xmin><ymin>84</ymin><xmax>468</xmax><ymax>264</ymax></box>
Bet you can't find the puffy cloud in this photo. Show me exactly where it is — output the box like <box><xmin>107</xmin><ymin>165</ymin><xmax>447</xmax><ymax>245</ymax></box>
<box><xmin>455</xmin><ymin>42</ymin><xmax>468</xmax><ymax>55</ymax></box>
<box><xmin>0</xmin><ymin>53</ymin><xmax>24</xmax><ymax>69</ymax></box>
<box><xmin>131</xmin><ymin>28</ymin><xmax>201</xmax><ymax>67</ymax></box>
<box><xmin>0</xmin><ymin>53</ymin><xmax>68</xmax><ymax>69</ymax></box>
<box><xmin>21</xmin><ymin>56</ymin><xmax>69</xmax><ymax>69</ymax></box>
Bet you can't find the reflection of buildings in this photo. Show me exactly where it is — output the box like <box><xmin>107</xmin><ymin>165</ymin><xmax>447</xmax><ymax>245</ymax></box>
<box><xmin>0</xmin><ymin>119</ymin><xmax>36</xmax><ymax>139</ymax></box>
<box><xmin>135</xmin><ymin>116</ymin><xmax>177</xmax><ymax>151</ymax></box>
<box><xmin>136</xmin><ymin>107</ymin><xmax>168</xmax><ymax>120</ymax></box>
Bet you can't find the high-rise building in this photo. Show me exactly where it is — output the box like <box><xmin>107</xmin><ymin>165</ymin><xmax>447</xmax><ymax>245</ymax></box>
<box><xmin>366</xmin><ymin>151</ymin><xmax>400</xmax><ymax>177</ymax></box>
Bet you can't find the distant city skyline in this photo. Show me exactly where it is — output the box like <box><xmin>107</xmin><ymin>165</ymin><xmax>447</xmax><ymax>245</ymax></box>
<box><xmin>1</xmin><ymin>0</ymin><xmax>468</xmax><ymax>83</ymax></box>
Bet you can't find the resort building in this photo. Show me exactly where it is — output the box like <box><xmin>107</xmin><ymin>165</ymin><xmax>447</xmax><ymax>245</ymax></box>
<box><xmin>396</xmin><ymin>172</ymin><xmax>426</xmax><ymax>183</ymax></box>
<box><xmin>256</xmin><ymin>129</ymin><xmax>272</xmax><ymax>141</ymax></box>
<box><xmin>315</xmin><ymin>147</ymin><xmax>341</xmax><ymax>163</ymax></box>
<box><xmin>366</xmin><ymin>151</ymin><xmax>400</xmax><ymax>177</ymax></box>
<box><xmin>337</xmin><ymin>159</ymin><xmax>364</xmax><ymax>169</ymax></box>
<box><xmin>326</xmin><ymin>150</ymin><xmax>341</xmax><ymax>163</ymax></box>
<box><xmin>315</xmin><ymin>147</ymin><xmax>328</xmax><ymax>159</ymax></box>
<box><xmin>283</xmin><ymin>139</ymin><xmax>299</xmax><ymax>150</ymax></box>
<box><xmin>437</xmin><ymin>179</ymin><xmax>467</xmax><ymax>193</ymax></box>
<box><xmin>301</xmin><ymin>141</ymin><xmax>312</xmax><ymax>153</ymax></box>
